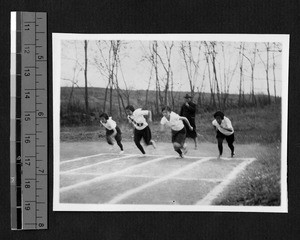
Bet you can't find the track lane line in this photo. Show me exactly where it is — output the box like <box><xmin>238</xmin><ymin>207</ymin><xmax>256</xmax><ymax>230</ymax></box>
<box><xmin>195</xmin><ymin>158</ymin><xmax>257</xmax><ymax>205</ymax></box>
<box><xmin>120</xmin><ymin>174</ymin><xmax>223</xmax><ymax>182</ymax></box>
<box><xmin>62</xmin><ymin>172</ymin><xmax>224</xmax><ymax>182</ymax></box>
<box><xmin>60</xmin><ymin>155</ymin><xmax>172</xmax><ymax>193</ymax></box>
<box><xmin>60</xmin><ymin>153</ymin><xmax>106</xmax><ymax>164</ymax></box>
<box><xmin>61</xmin><ymin>154</ymin><xmax>137</xmax><ymax>174</ymax></box>
<box><xmin>107</xmin><ymin>157</ymin><xmax>213</xmax><ymax>204</ymax></box>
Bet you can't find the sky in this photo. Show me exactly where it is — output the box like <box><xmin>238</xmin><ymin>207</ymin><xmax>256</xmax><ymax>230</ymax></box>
<box><xmin>58</xmin><ymin>34</ymin><xmax>288</xmax><ymax>97</ymax></box>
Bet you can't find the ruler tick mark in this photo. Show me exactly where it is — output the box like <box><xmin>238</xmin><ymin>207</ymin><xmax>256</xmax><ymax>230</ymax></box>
<box><xmin>12</xmin><ymin>12</ymin><xmax>48</xmax><ymax>230</ymax></box>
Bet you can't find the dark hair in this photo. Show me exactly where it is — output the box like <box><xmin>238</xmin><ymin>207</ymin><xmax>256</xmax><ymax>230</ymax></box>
<box><xmin>125</xmin><ymin>105</ymin><xmax>135</xmax><ymax>112</ymax></box>
<box><xmin>99</xmin><ymin>113</ymin><xmax>109</xmax><ymax>120</ymax></box>
<box><xmin>213</xmin><ymin>111</ymin><xmax>224</xmax><ymax>119</ymax></box>
<box><xmin>161</xmin><ymin>106</ymin><xmax>172</xmax><ymax>112</ymax></box>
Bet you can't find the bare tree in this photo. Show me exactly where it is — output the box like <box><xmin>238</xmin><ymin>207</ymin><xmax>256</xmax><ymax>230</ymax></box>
<box><xmin>94</xmin><ymin>40</ymin><xmax>126</xmax><ymax>116</ymax></box>
<box><xmin>145</xmin><ymin>66</ymin><xmax>153</xmax><ymax>108</ymax></box>
<box><xmin>258</xmin><ymin>43</ymin><xmax>271</xmax><ymax>104</ymax></box>
<box><xmin>220</xmin><ymin>42</ymin><xmax>239</xmax><ymax>108</ymax></box>
<box><xmin>272</xmin><ymin>42</ymin><xmax>277</xmax><ymax>103</ymax></box>
<box><xmin>152</xmin><ymin>41</ymin><xmax>174</xmax><ymax>107</ymax></box>
<box><xmin>84</xmin><ymin>40</ymin><xmax>89</xmax><ymax>113</ymax></box>
<box><xmin>61</xmin><ymin>41</ymin><xmax>84</xmax><ymax>108</ymax></box>
<box><xmin>204</xmin><ymin>46</ymin><xmax>216</xmax><ymax>108</ymax></box>
<box><xmin>118</xmin><ymin>59</ymin><xmax>132</xmax><ymax>106</ymax></box>
<box><xmin>243</xmin><ymin>42</ymin><xmax>257</xmax><ymax>106</ymax></box>
<box><xmin>238</xmin><ymin>42</ymin><xmax>246</xmax><ymax>107</ymax></box>
<box><xmin>141</xmin><ymin>41</ymin><xmax>163</xmax><ymax>114</ymax></box>
<box><xmin>205</xmin><ymin>41</ymin><xmax>221</xmax><ymax>109</ymax></box>
<box><xmin>180</xmin><ymin>41</ymin><xmax>202</xmax><ymax>97</ymax></box>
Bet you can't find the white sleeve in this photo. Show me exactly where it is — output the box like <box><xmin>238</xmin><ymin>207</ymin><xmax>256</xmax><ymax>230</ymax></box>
<box><xmin>139</xmin><ymin>110</ymin><xmax>149</xmax><ymax>116</ymax></box>
<box><xmin>173</xmin><ymin>112</ymin><xmax>181</xmax><ymax>121</ymax></box>
<box><xmin>160</xmin><ymin>117</ymin><xmax>167</xmax><ymax>125</ymax></box>
<box><xmin>108</xmin><ymin>119</ymin><xmax>117</xmax><ymax>129</ymax></box>
<box><xmin>225</xmin><ymin>118</ymin><xmax>233</xmax><ymax>129</ymax></box>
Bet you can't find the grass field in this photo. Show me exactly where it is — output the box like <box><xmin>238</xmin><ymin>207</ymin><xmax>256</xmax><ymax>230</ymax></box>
<box><xmin>59</xmin><ymin>104</ymin><xmax>283</xmax><ymax>206</ymax></box>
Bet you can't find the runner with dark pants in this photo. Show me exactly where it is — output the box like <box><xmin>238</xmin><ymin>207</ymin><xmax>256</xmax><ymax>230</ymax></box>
<box><xmin>212</xmin><ymin>111</ymin><xmax>235</xmax><ymax>159</ymax></box>
<box><xmin>99</xmin><ymin>113</ymin><xmax>124</xmax><ymax>154</ymax></box>
<box><xmin>125</xmin><ymin>105</ymin><xmax>156</xmax><ymax>155</ymax></box>
<box><xmin>160</xmin><ymin>106</ymin><xmax>193</xmax><ymax>158</ymax></box>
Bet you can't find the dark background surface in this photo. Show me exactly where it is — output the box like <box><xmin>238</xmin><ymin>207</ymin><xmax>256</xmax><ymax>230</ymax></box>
<box><xmin>1</xmin><ymin>0</ymin><xmax>300</xmax><ymax>239</ymax></box>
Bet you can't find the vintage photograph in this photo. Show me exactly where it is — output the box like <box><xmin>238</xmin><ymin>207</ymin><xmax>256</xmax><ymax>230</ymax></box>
<box><xmin>53</xmin><ymin>34</ymin><xmax>288</xmax><ymax>212</ymax></box>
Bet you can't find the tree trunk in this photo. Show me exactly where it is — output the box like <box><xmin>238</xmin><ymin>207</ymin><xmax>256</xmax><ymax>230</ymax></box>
<box><xmin>266</xmin><ymin>43</ymin><xmax>271</xmax><ymax>104</ymax></box>
<box><xmin>109</xmin><ymin>79</ymin><xmax>113</xmax><ymax>116</ymax></box>
<box><xmin>251</xmin><ymin>43</ymin><xmax>257</xmax><ymax>106</ymax></box>
<box><xmin>210</xmin><ymin>43</ymin><xmax>221</xmax><ymax>109</ymax></box>
<box><xmin>154</xmin><ymin>42</ymin><xmax>160</xmax><ymax>114</ymax></box>
<box><xmin>205</xmin><ymin>53</ymin><xmax>216</xmax><ymax>108</ymax></box>
<box><xmin>84</xmin><ymin>40</ymin><xmax>89</xmax><ymax>113</ymax></box>
<box><xmin>103</xmin><ymin>83</ymin><xmax>109</xmax><ymax>113</ymax></box>
<box><xmin>272</xmin><ymin>43</ymin><xmax>277</xmax><ymax>103</ymax></box>
<box><xmin>238</xmin><ymin>43</ymin><xmax>244</xmax><ymax>107</ymax></box>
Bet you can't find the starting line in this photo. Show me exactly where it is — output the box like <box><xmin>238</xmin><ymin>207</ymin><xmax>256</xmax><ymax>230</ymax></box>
<box><xmin>61</xmin><ymin>152</ymin><xmax>253</xmax><ymax>162</ymax></box>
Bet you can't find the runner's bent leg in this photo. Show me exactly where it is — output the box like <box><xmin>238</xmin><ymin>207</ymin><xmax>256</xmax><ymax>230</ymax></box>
<box><xmin>134</xmin><ymin>129</ymin><xmax>145</xmax><ymax>154</ymax></box>
<box><xmin>142</xmin><ymin>126</ymin><xmax>152</xmax><ymax>145</ymax></box>
<box><xmin>106</xmin><ymin>130</ymin><xmax>114</xmax><ymax>145</ymax></box>
<box><xmin>226</xmin><ymin>134</ymin><xmax>235</xmax><ymax>156</ymax></box>
<box><xmin>173</xmin><ymin>142</ymin><xmax>183</xmax><ymax>156</ymax></box>
<box><xmin>115</xmin><ymin>128</ymin><xmax>124</xmax><ymax>151</ymax></box>
<box><xmin>217</xmin><ymin>137</ymin><xmax>223</xmax><ymax>156</ymax></box>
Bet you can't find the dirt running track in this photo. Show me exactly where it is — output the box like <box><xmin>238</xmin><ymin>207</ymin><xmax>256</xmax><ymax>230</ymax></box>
<box><xmin>58</xmin><ymin>141</ymin><xmax>260</xmax><ymax>205</ymax></box>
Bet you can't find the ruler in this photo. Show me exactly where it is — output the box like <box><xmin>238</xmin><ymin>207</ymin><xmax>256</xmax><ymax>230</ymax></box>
<box><xmin>10</xmin><ymin>12</ymin><xmax>48</xmax><ymax>230</ymax></box>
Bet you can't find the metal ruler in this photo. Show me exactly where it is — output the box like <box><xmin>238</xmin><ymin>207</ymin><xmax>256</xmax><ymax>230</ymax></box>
<box><xmin>10</xmin><ymin>12</ymin><xmax>48</xmax><ymax>230</ymax></box>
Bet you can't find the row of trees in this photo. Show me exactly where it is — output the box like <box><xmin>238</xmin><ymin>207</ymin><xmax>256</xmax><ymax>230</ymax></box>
<box><xmin>61</xmin><ymin>40</ymin><xmax>282</xmax><ymax>119</ymax></box>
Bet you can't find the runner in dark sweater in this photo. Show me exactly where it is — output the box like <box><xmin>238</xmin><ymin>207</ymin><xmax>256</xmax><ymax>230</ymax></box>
<box><xmin>180</xmin><ymin>94</ymin><xmax>197</xmax><ymax>149</ymax></box>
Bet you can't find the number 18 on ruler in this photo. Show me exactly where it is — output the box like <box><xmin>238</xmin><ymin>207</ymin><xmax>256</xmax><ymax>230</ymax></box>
<box><xmin>10</xmin><ymin>12</ymin><xmax>48</xmax><ymax>230</ymax></box>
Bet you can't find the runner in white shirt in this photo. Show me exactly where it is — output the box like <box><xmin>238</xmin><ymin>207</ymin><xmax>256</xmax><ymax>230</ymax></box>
<box><xmin>125</xmin><ymin>105</ymin><xmax>156</xmax><ymax>155</ymax></box>
<box><xmin>212</xmin><ymin>111</ymin><xmax>235</xmax><ymax>159</ymax></box>
<box><xmin>160</xmin><ymin>106</ymin><xmax>193</xmax><ymax>158</ymax></box>
<box><xmin>99</xmin><ymin>113</ymin><xmax>124</xmax><ymax>154</ymax></box>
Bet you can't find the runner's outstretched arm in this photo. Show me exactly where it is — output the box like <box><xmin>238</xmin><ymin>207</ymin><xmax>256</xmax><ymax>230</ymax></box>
<box><xmin>147</xmin><ymin>110</ymin><xmax>152</xmax><ymax>122</ymax></box>
<box><xmin>179</xmin><ymin>116</ymin><xmax>193</xmax><ymax>130</ymax></box>
<box><xmin>217</xmin><ymin>123</ymin><xmax>233</xmax><ymax>132</ymax></box>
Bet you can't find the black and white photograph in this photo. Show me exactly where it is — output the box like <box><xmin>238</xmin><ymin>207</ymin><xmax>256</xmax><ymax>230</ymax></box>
<box><xmin>53</xmin><ymin>34</ymin><xmax>289</xmax><ymax>212</ymax></box>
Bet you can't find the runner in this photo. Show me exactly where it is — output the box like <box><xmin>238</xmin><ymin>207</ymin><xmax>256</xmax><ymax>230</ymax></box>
<box><xmin>125</xmin><ymin>105</ymin><xmax>156</xmax><ymax>155</ymax></box>
<box><xmin>180</xmin><ymin>94</ymin><xmax>198</xmax><ymax>149</ymax></box>
<box><xmin>212</xmin><ymin>111</ymin><xmax>235</xmax><ymax>159</ymax></box>
<box><xmin>160</xmin><ymin>106</ymin><xmax>193</xmax><ymax>158</ymax></box>
<box><xmin>99</xmin><ymin>113</ymin><xmax>124</xmax><ymax>154</ymax></box>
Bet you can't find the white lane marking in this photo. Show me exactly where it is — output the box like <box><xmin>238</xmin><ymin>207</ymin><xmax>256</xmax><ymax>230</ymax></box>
<box><xmin>121</xmin><ymin>174</ymin><xmax>223</xmax><ymax>182</ymax></box>
<box><xmin>107</xmin><ymin>157</ymin><xmax>213</xmax><ymax>204</ymax></box>
<box><xmin>60</xmin><ymin>156</ymin><xmax>171</xmax><ymax>193</ymax></box>
<box><xmin>60</xmin><ymin>153</ymin><xmax>106</xmax><ymax>164</ymax></box>
<box><xmin>61</xmin><ymin>152</ymin><xmax>249</xmax><ymax>163</ymax></box>
<box><xmin>62</xmin><ymin>172</ymin><xmax>223</xmax><ymax>182</ymax></box>
<box><xmin>196</xmin><ymin>158</ymin><xmax>257</xmax><ymax>205</ymax></box>
<box><xmin>61</xmin><ymin>155</ymin><xmax>137</xmax><ymax>174</ymax></box>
